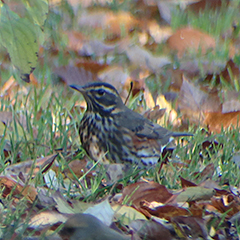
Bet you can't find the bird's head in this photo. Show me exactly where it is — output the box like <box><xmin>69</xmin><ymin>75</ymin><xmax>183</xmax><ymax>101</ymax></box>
<box><xmin>70</xmin><ymin>82</ymin><xmax>124</xmax><ymax>115</ymax></box>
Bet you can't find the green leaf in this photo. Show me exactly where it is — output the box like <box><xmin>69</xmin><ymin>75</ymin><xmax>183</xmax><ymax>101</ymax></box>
<box><xmin>0</xmin><ymin>3</ymin><xmax>39</xmax><ymax>82</ymax></box>
<box><xmin>24</xmin><ymin>0</ymin><xmax>49</xmax><ymax>28</ymax></box>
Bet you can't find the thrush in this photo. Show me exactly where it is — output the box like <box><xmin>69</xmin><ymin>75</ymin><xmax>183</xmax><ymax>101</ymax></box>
<box><xmin>71</xmin><ymin>82</ymin><xmax>192</xmax><ymax>166</ymax></box>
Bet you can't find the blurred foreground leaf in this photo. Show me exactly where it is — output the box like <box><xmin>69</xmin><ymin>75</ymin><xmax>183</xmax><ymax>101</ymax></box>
<box><xmin>0</xmin><ymin>1</ymin><xmax>48</xmax><ymax>82</ymax></box>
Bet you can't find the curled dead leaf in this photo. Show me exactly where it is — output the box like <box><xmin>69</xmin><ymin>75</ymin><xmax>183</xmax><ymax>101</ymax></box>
<box><xmin>5</xmin><ymin>154</ymin><xmax>58</xmax><ymax>178</ymax></box>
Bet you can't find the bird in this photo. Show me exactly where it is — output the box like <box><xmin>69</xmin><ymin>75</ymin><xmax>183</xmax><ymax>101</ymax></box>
<box><xmin>70</xmin><ymin>82</ymin><xmax>192</xmax><ymax>166</ymax></box>
<box><xmin>59</xmin><ymin>213</ymin><xmax>130</xmax><ymax>240</ymax></box>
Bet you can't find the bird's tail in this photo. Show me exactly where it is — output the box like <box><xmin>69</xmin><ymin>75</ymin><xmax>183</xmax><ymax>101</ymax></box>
<box><xmin>172</xmin><ymin>132</ymin><xmax>193</xmax><ymax>137</ymax></box>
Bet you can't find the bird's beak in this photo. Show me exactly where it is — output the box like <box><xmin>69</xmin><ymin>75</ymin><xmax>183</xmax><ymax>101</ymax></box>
<box><xmin>70</xmin><ymin>85</ymin><xmax>86</xmax><ymax>93</ymax></box>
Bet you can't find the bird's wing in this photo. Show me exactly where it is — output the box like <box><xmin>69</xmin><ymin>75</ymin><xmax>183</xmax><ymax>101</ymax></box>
<box><xmin>114</xmin><ymin>107</ymin><xmax>172</xmax><ymax>140</ymax></box>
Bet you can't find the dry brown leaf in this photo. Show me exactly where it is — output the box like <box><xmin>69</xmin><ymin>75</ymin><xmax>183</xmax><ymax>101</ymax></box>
<box><xmin>204</xmin><ymin>111</ymin><xmax>240</xmax><ymax>133</ymax></box>
<box><xmin>5</xmin><ymin>154</ymin><xmax>58</xmax><ymax>178</ymax></box>
<box><xmin>180</xmin><ymin>176</ymin><xmax>197</xmax><ymax>188</ymax></box>
<box><xmin>211</xmin><ymin>194</ymin><xmax>240</xmax><ymax>216</ymax></box>
<box><xmin>120</xmin><ymin>181</ymin><xmax>173</xmax><ymax>207</ymax></box>
<box><xmin>142</xmin><ymin>204</ymin><xmax>190</xmax><ymax>221</ymax></box>
<box><xmin>167</xmin><ymin>27</ymin><xmax>216</xmax><ymax>57</ymax></box>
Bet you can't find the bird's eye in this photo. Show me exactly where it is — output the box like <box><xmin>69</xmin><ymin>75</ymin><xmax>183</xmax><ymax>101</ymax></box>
<box><xmin>97</xmin><ymin>89</ymin><xmax>105</xmax><ymax>96</ymax></box>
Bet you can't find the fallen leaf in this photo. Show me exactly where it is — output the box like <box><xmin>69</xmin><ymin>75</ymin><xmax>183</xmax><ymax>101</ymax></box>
<box><xmin>84</xmin><ymin>199</ymin><xmax>115</xmax><ymax>226</ymax></box>
<box><xmin>5</xmin><ymin>154</ymin><xmax>58</xmax><ymax>178</ymax></box>
<box><xmin>204</xmin><ymin>111</ymin><xmax>240</xmax><ymax>133</ymax></box>
<box><xmin>167</xmin><ymin>27</ymin><xmax>216</xmax><ymax>57</ymax></box>
<box><xmin>211</xmin><ymin>194</ymin><xmax>240</xmax><ymax>216</ymax></box>
<box><xmin>142</xmin><ymin>204</ymin><xmax>190</xmax><ymax>221</ymax></box>
<box><xmin>112</xmin><ymin>205</ymin><xmax>146</xmax><ymax>225</ymax></box>
<box><xmin>176</xmin><ymin>186</ymin><xmax>215</xmax><ymax>202</ymax></box>
<box><xmin>180</xmin><ymin>176</ymin><xmax>197</xmax><ymax>188</ymax></box>
<box><xmin>120</xmin><ymin>181</ymin><xmax>173</xmax><ymax>207</ymax></box>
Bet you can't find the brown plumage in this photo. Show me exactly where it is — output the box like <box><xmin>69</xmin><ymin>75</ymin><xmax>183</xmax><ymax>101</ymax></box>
<box><xmin>71</xmin><ymin>82</ymin><xmax>192</xmax><ymax>166</ymax></box>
